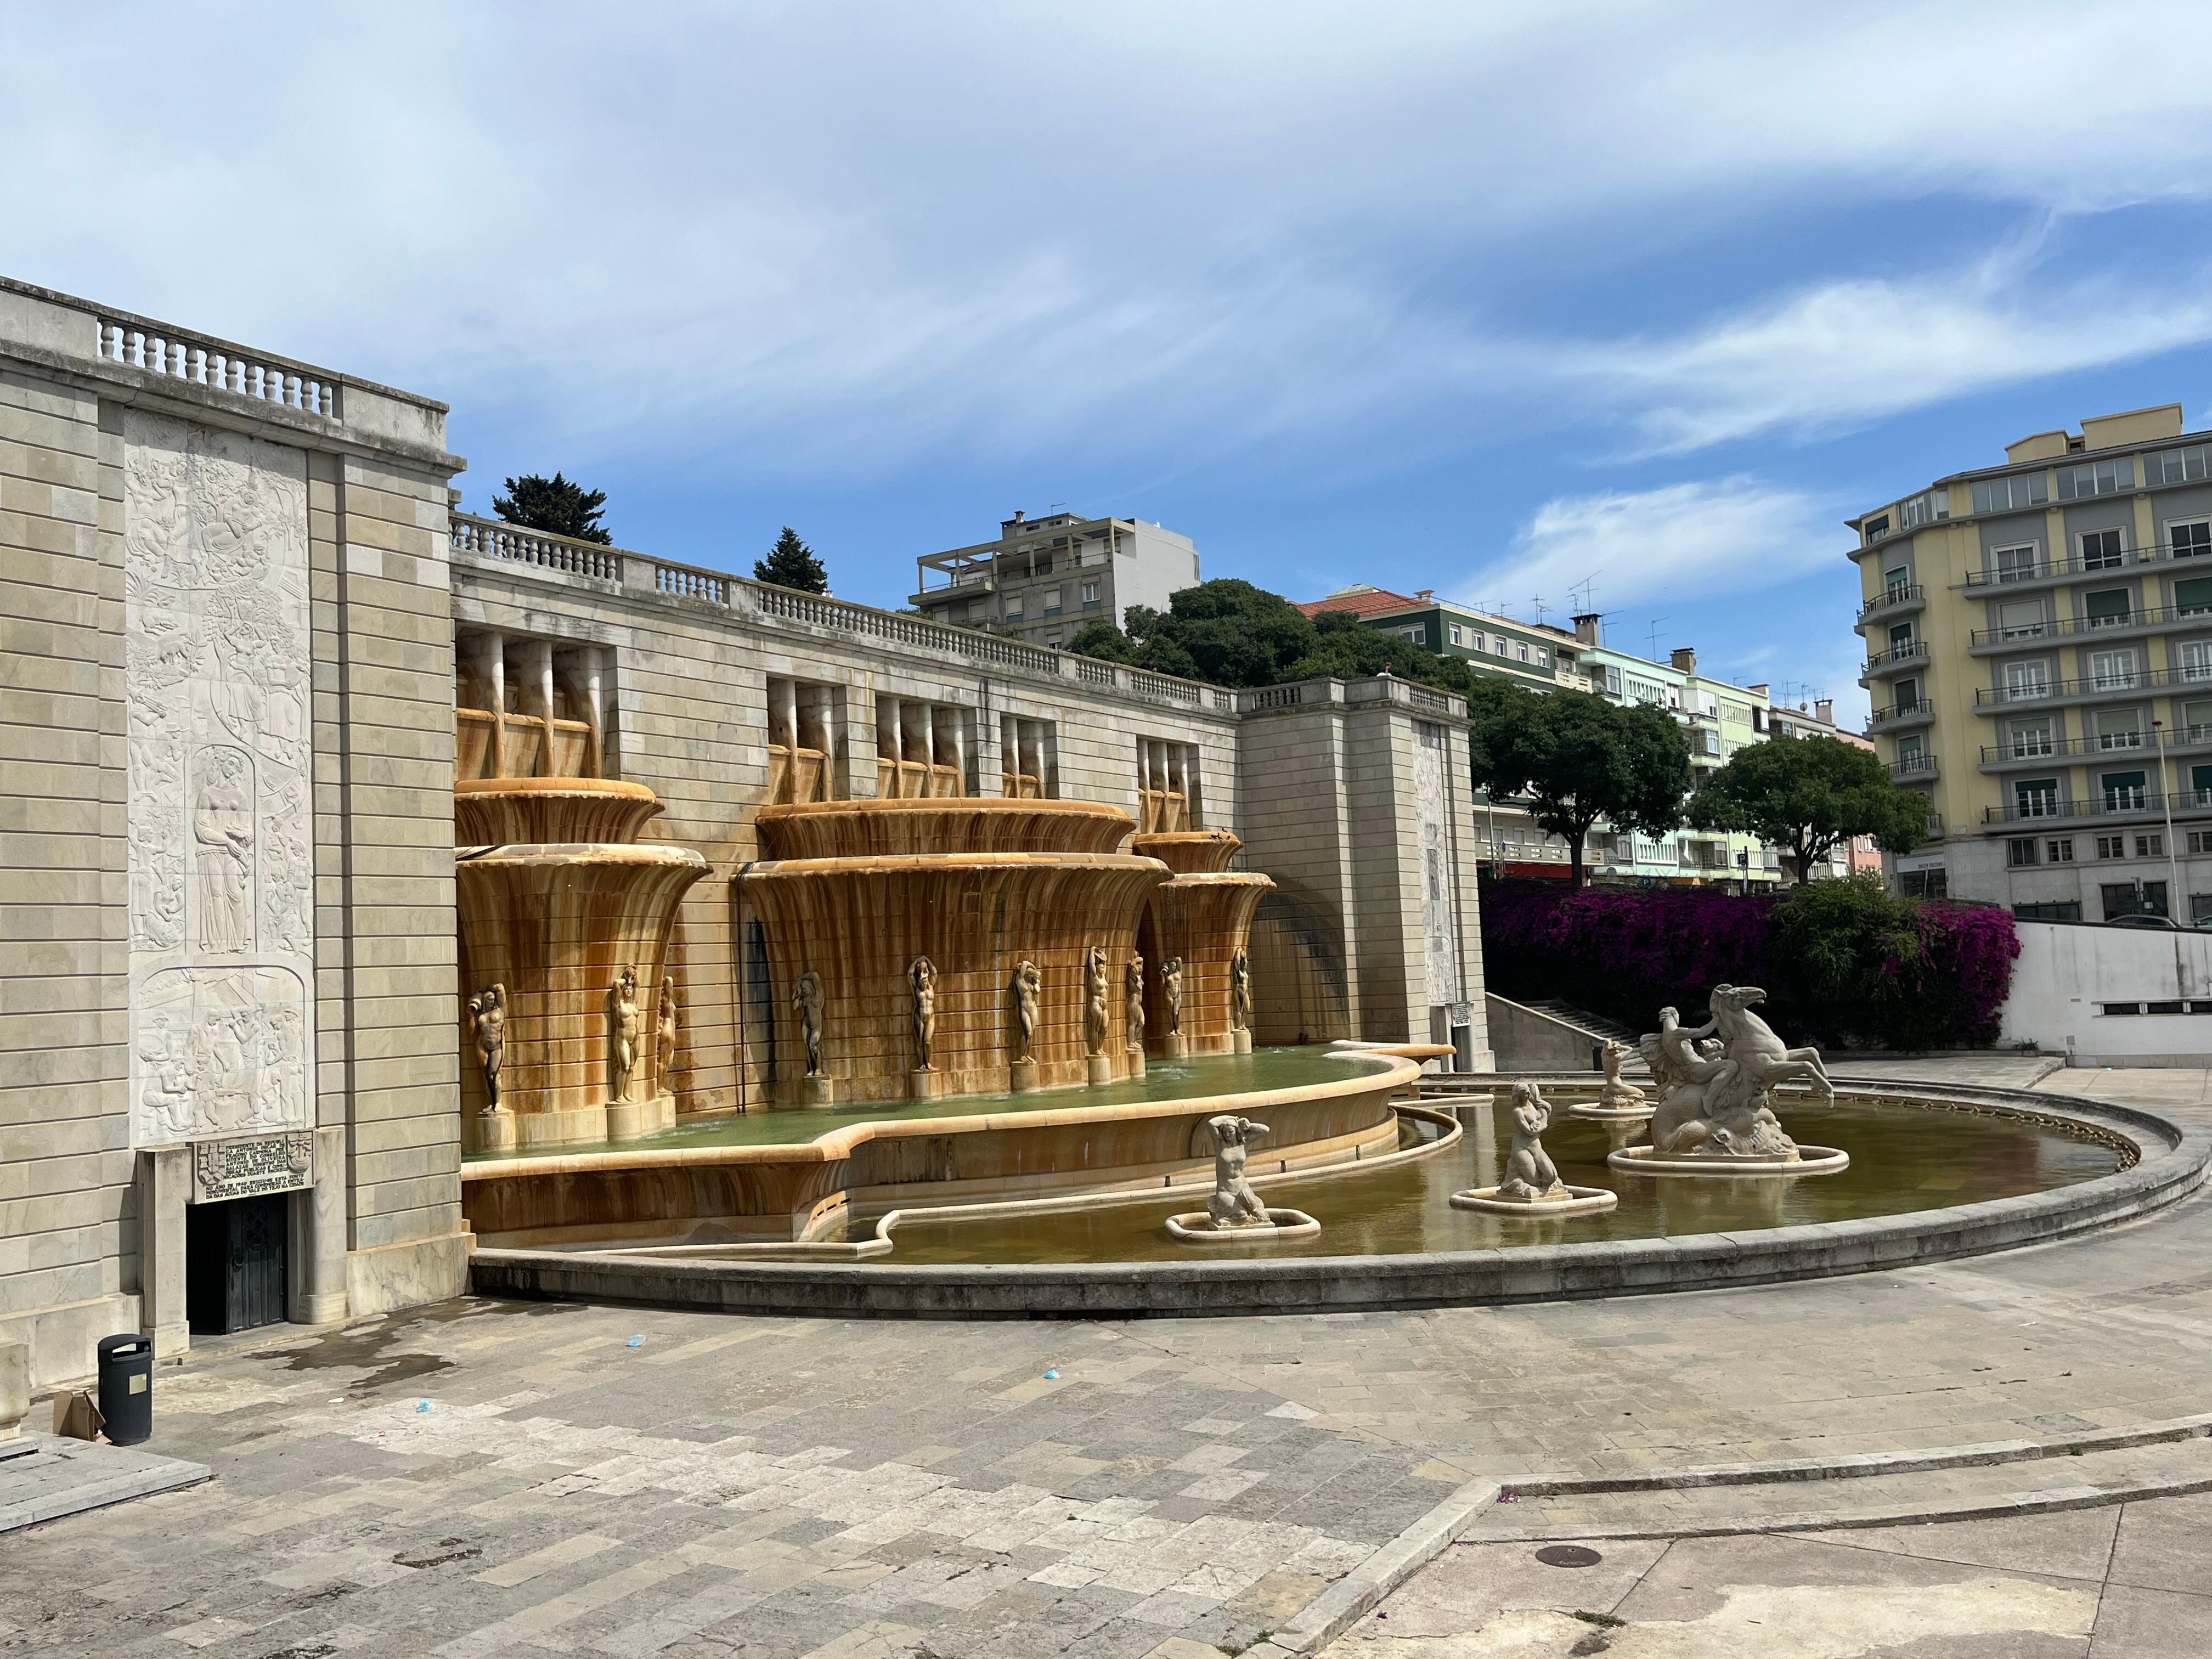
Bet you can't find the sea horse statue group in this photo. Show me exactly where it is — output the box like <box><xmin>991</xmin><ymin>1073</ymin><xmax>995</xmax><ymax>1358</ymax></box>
<box><xmin>1636</xmin><ymin>984</ymin><xmax>1832</xmax><ymax>1159</ymax></box>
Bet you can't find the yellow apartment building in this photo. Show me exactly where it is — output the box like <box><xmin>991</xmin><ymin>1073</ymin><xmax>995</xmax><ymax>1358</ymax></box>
<box><xmin>1852</xmin><ymin>402</ymin><xmax>2212</xmax><ymax>922</ymax></box>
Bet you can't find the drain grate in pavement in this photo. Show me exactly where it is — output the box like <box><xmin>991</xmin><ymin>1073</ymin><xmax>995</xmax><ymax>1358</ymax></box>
<box><xmin>1536</xmin><ymin>1544</ymin><xmax>1604</xmax><ymax>1567</ymax></box>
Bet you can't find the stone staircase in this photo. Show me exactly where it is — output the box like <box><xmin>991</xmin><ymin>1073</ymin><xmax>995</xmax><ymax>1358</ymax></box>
<box><xmin>1515</xmin><ymin>998</ymin><xmax>1641</xmax><ymax>1048</ymax></box>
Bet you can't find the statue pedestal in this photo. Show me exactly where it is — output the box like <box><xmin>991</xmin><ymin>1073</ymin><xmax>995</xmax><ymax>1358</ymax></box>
<box><xmin>1125</xmin><ymin>1046</ymin><xmax>1147</xmax><ymax>1081</ymax></box>
<box><xmin>471</xmin><ymin>1111</ymin><xmax>519</xmax><ymax>1155</ymax></box>
<box><xmin>1086</xmin><ymin>1054</ymin><xmax>1114</xmax><ymax>1086</ymax></box>
<box><xmin>1450</xmin><ymin>1184</ymin><xmax>1618</xmax><ymax>1217</ymax></box>
<box><xmin>606</xmin><ymin>1093</ymin><xmax>675</xmax><ymax>1143</ymax></box>
<box><xmin>800</xmin><ymin>1076</ymin><xmax>838</xmax><ymax>1109</ymax></box>
<box><xmin>908</xmin><ymin>1068</ymin><xmax>945</xmax><ymax>1101</ymax></box>
<box><xmin>1160</xmin><ymin>1034</ymin><xmax>1186</xmax><ymax>1060</ymax></box>
<box><xmin>1008</xmin><ymin>1059</ymin><xmax>1040</xmax><ymax>1093</ymax></box>
<box><xmin>1231</xmin><ymin>1028</ymin><xmax>1252</xmax><ymax>1054</ymax></box>
<box><xmin>1164</xmin><ymin>1208</ymin><xmax>1321</xmax><ymax>1244</ymax></box>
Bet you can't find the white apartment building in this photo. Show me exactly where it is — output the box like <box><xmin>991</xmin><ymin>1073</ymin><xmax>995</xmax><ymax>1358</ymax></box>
<box><xmin>911</xmin><ymin>510</ymin><xmax>1201</xmax><ymax>647</ymax></box>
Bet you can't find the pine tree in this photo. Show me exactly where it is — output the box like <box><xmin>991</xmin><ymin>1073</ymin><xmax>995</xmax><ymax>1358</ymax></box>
<box><xmin>492</xmin><ymin>472</ymin><xmax>612</xmax><ymax>545</ymax></box>
<box><xmin>755</xmin><ymin>526</ymin><xmax>830</xmax><ymax>594</ymax></box>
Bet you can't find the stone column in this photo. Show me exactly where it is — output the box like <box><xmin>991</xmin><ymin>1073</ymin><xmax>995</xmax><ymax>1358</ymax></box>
<box><xmin>137</xmin><ymin>1147</ymin><xmax>191</xmax><ymax>1358</ymax></box>
<box><xmin>289</xmin><ymin>1126</ymin><xmax>349</xmax><ymax>1325</ymax></box>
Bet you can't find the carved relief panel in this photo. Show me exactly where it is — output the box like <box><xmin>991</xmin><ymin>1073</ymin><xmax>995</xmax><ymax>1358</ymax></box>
<box><xmin>1411</xmin><ymin>720</ymin><xmax>1461</xmax><ymax>1008</ymax></box>
<box><xmin>125</xmin><ymin>411</ymin><xmax>315</xmax><ymax>1147</ymax></box>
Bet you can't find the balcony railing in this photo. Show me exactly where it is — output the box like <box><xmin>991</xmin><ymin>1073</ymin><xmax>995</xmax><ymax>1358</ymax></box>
<box><xmin>1858</xmin><ymin>583</ymin><xmax>1925</xmax><ymax>620</ymax></box>
<box><xmin>1984</xmin><ymin>788</ymin><xmax>2212</xmax><ymax>827</ymax></box>
<box><xmin>1970</xmin><ymin>602</ymin><xmax>2212</xmax><ymax>648</ymax></box>
<box><xmin>1870</xmin><ymin>698</ymin><xmax>1936</xmax><ymax>726</ymax></box>
<box><xmin>1889</xmin><ymin>753</ymin><xmax>1939</xmax><ymax>778</ymax></box>
<box><xmin>1862</xmin><ymin>641</ymin><xmax>1930</xmax><ymax>674</ymax></box>
<box><xmin>1962</xmin><ymin>539</ymin><xmax>2212</xmax><ymax>588</ymax></box>
<box><xmin>1974</xmin><ymin>666</ymin><xmax>2212</xmax><ymax>707</ymax></box>
<box><xmin>1980</xmin><ymin>724</ymin><xmax>2212</xmax><ymax>765</ymax></box>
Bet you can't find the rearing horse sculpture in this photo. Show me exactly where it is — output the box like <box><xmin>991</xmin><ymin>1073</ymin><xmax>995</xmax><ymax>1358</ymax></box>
<box><xmin>1706</xmin><ymin>983</ymin><xmax>1833</xmax><ymax>1105</ymax></box>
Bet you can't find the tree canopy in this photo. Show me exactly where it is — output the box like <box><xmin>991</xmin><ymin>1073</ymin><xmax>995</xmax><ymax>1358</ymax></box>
<box><xmin>754</xmin><ymin>526</ymin><xmax>830</xmax><ymax>594</ymax></box>
<box><xmin>1066</xmin><ymin>580</ymin><xmax>1477</xmax><ymax>692</ymax></box>
<box><xmin>1685</xmin><ymin>733</ymin><xmax>1927</xmax><ymax>882</ymax></box>
<box><xmin>493</xmin><ymin>472</ymin><xmax>612</xmax><ymax>545</ymax></box>
<box><xmin>1468</xmin><ymin>679</ymin><xmax>1693</xmax><ymax>887</ymax></box>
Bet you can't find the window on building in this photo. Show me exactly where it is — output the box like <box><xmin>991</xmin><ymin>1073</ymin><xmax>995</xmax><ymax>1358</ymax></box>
<box><xmin>1000</xmin><ymin>715</ymin><xmax>1058</xmax><ymax>798</ymax></box>
<box><xmin>2150</xmin><ymin>446</ymin><xmax>2211</xmax><ymax>486</ymax></box>
<box><xmin>1604</xmin><ymin>665</ymin><xmax>1623</xmax><ymax>697</ymax></box>
<box><xmin>1752</xmin><ymin>706</ymin><xmax>1769</xmax><ymax>732</ymax></box>
<box><xmin>2008</xmin><ymin>837</ymin><xmax>2039</xmax><ymax>867</ymax></box>
<box><xmin>1516</xmin><ymin>642</ymin><xmax>1530</xmax><ymax>662</ymax></box>
<box><xmin>1898</xmin><ymin>490</ymin><xmax>1950</xmax><ymax>529</ymax></box>
<box><xmin>1537</xmin><ymin>646</ymin><xmax>1550</xmax><ymax>668</ymax></box>
<box><xmin>2016</xmin><ymin>777</ymin><xmax>2060</xmax><ymax>818</ymax></box>
<box><xmin>1003</xmin><ymin>592</ymin><xmax>1025</xmax><ymax>620</ymax></box>
<box><xmin>1401</xmin><ymin>627</ymin><xmax>1423</xmax><ymax>642</ymax></box>
<box><xmin>2101</xmin><ymin>770</ymin><xmax>2148</xmax><ymax>811</ymax></box>
<box><xmin>1883</xmin><ymin>565</ymin><xmax>1910</xmax><ymax>596</ymax></box>
<box><xmin>2139</xmin><ymin>833</ymin><xmax>2166</xmax><ymax>857</ymax></box>
<box><xmin>1894</xmin><ymin>675</ymin><xmax>1922</xmax><ymax>709</ymax></box>
<box><xmin>1887</xmin><ymin>622</ymin><xmax>1916</xmax><ymax>653</ymax></box>
<box><xmin>2192</xmin><ymin>763</ymin><xmax>2212</xmax><ymax>806</ymax></box>
<box><xmin>1993</xmin><ymin>543</ymin><xmax>2041</xmax><ymax>583</ymax></box>
<box><xmin>2173</xmin><ymin>519</ymin><xmax>2212</xmax><ymax>562</ymax></box>
<box><xmin>2181</xmin><ymin>640</ymin><xmax>2212</xmax><ymax>684</ymax></box>
<box><xmin>2103</xmin><ymin>880</ymin><xmax>2169</xmax><ymax>920</ymax></box>
<box><xmin>2097</xmin><ymin>834</ymin><xmax>2129</xmax><ymax>859</ymax></box>
<box><xmin>1492</xmin><ymin>634</ymin><xmax>1509</xmax><ymax>655</ymax></box>
<box><xmin>2090</xmin><ymin>648</ymin><xmax>2138</xmax><ymax>692</ymax></box>
<box><xmin>2095</xmin><ymin>709</ymin><xmax>2145</xmax><ymax>752</ymax></box>
<box><xmin>1081</xmin><ymin>579</ymin><xmax>1101</xmax><ymax>608</ymax></box>
<box><xmin>2048</xmin><ymin>837</ymin><xmax>2076</xmax><ymax>862</ymax></box>
<box><xmin>1900</xmin><ymin>868</ymin><xmax>1949</xmax><ymax>898</ymax></box>
<box><xmin>1449</xmin><ymin>625</ymin><xmax>1464</xmax><ymax>646</ymax></box>
<box><xmin>2059</xmin><ymin>458</ymin><xmax>2137</xmax><ymax>499</ymax></box>
<box><xmin>2194</xmin><ymin>893</ymin><xmax>2212</xmax><ymax>926</ymax></box>
<box><xmin>1973</xmin><ymin>473</ymin><xmax>2050</xmax><ymax>514</ymax></box>
<box><xmin>2015</xmin><ymin>900</ymin><xmax>2081</xmax><ymax>921</ymax></box>
<box><xmin>2084</xmin><ymin>588</ymin><xmax>2134</xmax><ymax>629</ymax></box>
<box><xmin>2081</xmin><ymin>528</ymin><xmax>2126</xmax><ymax>571</ymax></box>
<box><xmin>2007</xmin><ymin>719</ymin><xmax>2054</xmax><ymax>759</ymax></box>
<box><xmin>1042</xmin><ymin>585</ymin><xmax>1062</xmax><ymax>614</ymax></box>
<box><xmin>2191</xmin><ymin>830</ymin><xmax>2212</xmax><ymax>854</ymax></box>
<box><xmin>1996</xmin><ymin>599</ymin><xmax>2046</xmax><ymax>640</ymax></box>
<box><xmin>1863</xmin><ymin>513</ymin><xmax>1892</xmax><ymax>543</ymax></box>
<box><xmin>2177</xmin><ymin>575</ymin><xmax>2212</xmax><ymax>617</ymax></box>
<box><xmin>2003</xmin><ymin>661</ymin><xmax>2050</xmax><ymax>702</ymax></box>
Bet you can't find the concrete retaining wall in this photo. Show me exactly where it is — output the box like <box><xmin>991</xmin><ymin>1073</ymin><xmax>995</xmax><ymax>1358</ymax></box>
<box><xmin>2005</xmin><ymin>919</ymin><xmax>2212</xmax><ymax>1065</ymax></box>
<box><xmin>1485</xmin><ymin>995</ymin><xmax>1604</xmax><ymax>1073</ymax></box>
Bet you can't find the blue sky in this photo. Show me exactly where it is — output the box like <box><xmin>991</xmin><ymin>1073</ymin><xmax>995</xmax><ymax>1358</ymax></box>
<box><xmin>13</xmin><ymin>2</ymin><xmax>2212</xmax><ymax>720</ymax></box>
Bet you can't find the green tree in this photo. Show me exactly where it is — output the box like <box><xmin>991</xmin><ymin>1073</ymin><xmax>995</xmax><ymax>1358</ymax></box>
<box><xmin>754</xmin><ymin>526</ymin><xmax>830</xmax><ymax>594</ymax></box>
<box><xmin>1685</xmin><ymin>733</ymin><xmax>1927</xmax><ymax>883</ymax></box>
<box><xmin>493</xmin><ymin>471</ymin><xmax>612</xmax><ymax>545</ymax></box>
<box><xmin>1470</xmin><ymin>681</ymin><xmax>1693</xmax><ymax>888</ymax></box>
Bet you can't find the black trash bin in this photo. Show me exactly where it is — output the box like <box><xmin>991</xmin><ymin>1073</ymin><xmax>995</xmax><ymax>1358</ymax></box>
<box><xmin>97</xmin><ymin>1333</ymin><xmax>154</xmax><ymax>1446</ymax></box>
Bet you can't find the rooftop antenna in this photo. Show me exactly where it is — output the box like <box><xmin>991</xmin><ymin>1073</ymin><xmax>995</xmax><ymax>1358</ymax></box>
<box><xmin>1645</xmin><ymin>617</ymin><xmax>1669</xmax><ymax>657</ymax></box>
<box><xmin>1530</xmin><ymin>594</ymin><xmax>1549</xmax><ymax>627</ymax></box>
<box><xmin>1567</xmin><ymin>574</ymin><xmax>1598</xmax><ymax>614</ymax></box>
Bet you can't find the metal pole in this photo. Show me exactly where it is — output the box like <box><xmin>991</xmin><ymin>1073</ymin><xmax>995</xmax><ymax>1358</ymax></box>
<box><xmin>2156</xmin><ymin>719</ymin><xmax>2185</xmax><ymax>921</ymax></box>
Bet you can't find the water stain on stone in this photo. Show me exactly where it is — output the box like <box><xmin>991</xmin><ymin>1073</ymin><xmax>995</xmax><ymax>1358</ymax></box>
<box><xmin>259</xmin><ymin>1298</ymin><xmax>563</xmax><ymax>1393</ymax></box>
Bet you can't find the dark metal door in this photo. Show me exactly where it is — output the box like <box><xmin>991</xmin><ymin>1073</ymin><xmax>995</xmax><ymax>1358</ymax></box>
<box><xmin>187</xmin><ymin>1193</ymin><xmax>288</xmax><ymax>1334</ymax></box>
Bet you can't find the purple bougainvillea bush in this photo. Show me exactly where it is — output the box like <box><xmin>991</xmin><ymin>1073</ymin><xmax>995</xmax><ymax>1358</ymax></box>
<box><xmin>1479</xmin><ymin>876</ymin><xmax>2019</xmax><ymax>1052</ymax></box>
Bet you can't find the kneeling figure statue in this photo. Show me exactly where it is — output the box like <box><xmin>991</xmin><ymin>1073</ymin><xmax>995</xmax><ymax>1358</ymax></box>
<box><xmin>1205</xmin><ymin>1114</ymin><xmax>1272</xmax><ymax>1229</ymax></box>
<box><xmin>1498</xmin><ymin>1081</ymin><xmax>1567</xmax><ymax>1200</ymax></box>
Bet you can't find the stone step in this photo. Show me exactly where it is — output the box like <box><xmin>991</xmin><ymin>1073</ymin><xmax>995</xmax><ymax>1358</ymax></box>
<box><xmin>1466</xmin><ymin>1419</ymin><xmax>2212</xmax><ymax>1541</ymax></box>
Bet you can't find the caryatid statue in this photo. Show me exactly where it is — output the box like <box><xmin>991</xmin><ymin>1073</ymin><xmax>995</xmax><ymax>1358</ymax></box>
<box><xmin>1083</xmin><ymin>945</ymin><xmax>1110</xmax><ymax>1056</ymax></box>
<box><xmin>1125</xmin><ymin>953</ymin><xmax>1146</xmax><ymax>1047</ymax></box>
<box><xmin>909</xmin><ymin>956</ymin><xmax>938</xmax><ymax>1071</ymax></box>
<box><xmin>657</xmin><ymin>977</ymin><xmax>680</xmax><ymax>1091</ymax></box>
<box><xmin>1598</xmin><ymin>1040</ymin><xmax>1645</xmax><ymax>1110</ymax></box>
<box><xmin>793</xmin><ymin>970</ymin><xmax>826</xmax><ymax>1077</ymax></box>
<box><xmin>607</xmin><ymin>966</ymin><xmax>642</xmax><ymax>1103</ymax></box>
<box><xmin>466</xmin><ymin>983</ymin><xmax>508</xmax><ymax>1115</ymax></box>
<box><xmin>1160</xmin><ymin>956</ymin><xmax>1185</xmax><ymax>1036</ymax></box>
<box><xmin>1204</xmin><ymin>1114</ymin><xmax>1272</xmax><ymax>1229</ymax></box>
<box><xmin>1229</xmin><ymin>947</ymin><xmax>1252</xmax><ymax>1032</ymax></box>
<box><xmin>1011</xmin><ymin>960</ymin><xmax>1042</xmax><ymax>1062</ymax></box>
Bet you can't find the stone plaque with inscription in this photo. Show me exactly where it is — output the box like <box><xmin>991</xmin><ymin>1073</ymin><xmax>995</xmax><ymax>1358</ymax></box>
<box><xmin>190</xmin><ymin>1132</ymin><xmax>315</xmax><ymax>1204</ymax></box>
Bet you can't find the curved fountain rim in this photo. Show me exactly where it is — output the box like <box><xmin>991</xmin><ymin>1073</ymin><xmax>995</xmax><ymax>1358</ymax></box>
<box><xmin>455</xmin><ymin>777</ymin><xmax>662</xmax><ymax>801</ymax></box>
<box><xmin>460</xmin><ymin>1051</ymin><xmax>1421</xmax><ymax>1179</ymax></box>
<box><xmin>736</xmin><ymin>851</ymin><xmax>1175</xmax><ymax>877</ymax></box>
<box><xmin>457</xmin><ymin>842</ymin><xmax>708</xmax><ymax>865</ymax></box>
<box><xmin>468</xmin><ymin>1080</ymin><xmax>2212</xmax><ymax>1317</ymax></box>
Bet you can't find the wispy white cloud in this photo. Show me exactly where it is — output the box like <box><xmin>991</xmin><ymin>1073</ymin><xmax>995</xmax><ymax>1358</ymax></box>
<box><xmin>1459</xmin><ymin>477</ymin><xmax>1852</xmax><ymax>616</ymax></box>
<box><xmin>1555</xmin><ymin>267</ymin><xmax>2212</xmax><ymax>458</ymax></box>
